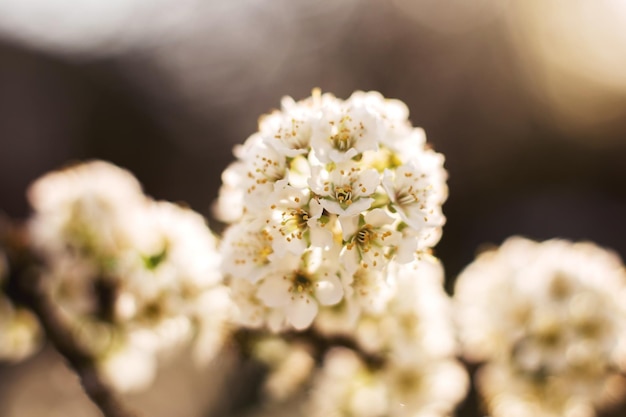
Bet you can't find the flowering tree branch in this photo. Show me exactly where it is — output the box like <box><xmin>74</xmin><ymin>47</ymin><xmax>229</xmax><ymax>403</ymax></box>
<box><xmin>2</xmin><ymin>90</ymin><xmax>623</xmax><ymax>417</ymax></box>
<box><xmin>2</xmin><ymin>219</ymin><xmax>139</xmax><ymax>417</ymax></box>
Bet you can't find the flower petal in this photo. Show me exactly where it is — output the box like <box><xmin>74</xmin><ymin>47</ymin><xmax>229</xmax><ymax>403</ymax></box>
<box><xmin>309</xmin><ymin>224</ymin><xmax>334</xmax><ymax>249</ymax></box>
<box><xmin>316</xmin><ymin>273</ymin><xmax>344</xmax><ymax>306</ymax></box>
<box><xmin>357</xmin><ymin>169</ymin><xmax>381</xmax><ymax>196</ymax></box>
<box><xmin>257</xmin><ymin>276</ymin><xmax>290</xmax><ymax>307</ymax></box>
<box><xmin>339</xmin><ymin>215</ymin><xmax>359</xmax><ymax>241</ymax></box>
<box><xmin>364</xmin><ymin>208</ymin><xmax>394</xmax><ymax>227</ymax></box>
<box><xmin>287</xmin><ymin>296</ymin><xmax>318</xmax><ymax>329</ymax></box>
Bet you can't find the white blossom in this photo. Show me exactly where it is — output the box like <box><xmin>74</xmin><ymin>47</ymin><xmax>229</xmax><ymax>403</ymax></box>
<box><xmin>382</xmin><ymin>158</ymin><xmax>447</xmax><ymax>250</ymax></box>
<box><xmin>307</xmin><ymin>346</ymin><xmax>467</xmax><ymax>417</ymax></box>
<box><xmin>348</xmin><ymin>91</ymin><xmax>412</xmax><ymax>144</ymax></box>
<box><xmin>344</xmin><ymin>264</ymin><xmax>396</xmax><ymax>316</ymax></box>
<box><xmin>478</xmin><ymin>362</ymin><xmax>626</xmax><ymax>417</ymax></box>
<box><xmin>228</xmin><ymin>277</ymin><xmax>270</xmax><ymax>330</ymax></box>
<box><xmin>256</xmin><ymin>249</ymin><xmax>343</xmax><ymax>330</ymax></box>
<box><xmin>221</xmin><ymin>219</ymin><xmax>281</xmax><ymax>284</ymax></box>
<box><xmin>454</xmin><ymin>237</ymin><xmax>626</xmax><ymax>417</ymax></box>
<box><xmin>213</xmin><ymin>160</ymin><xmax>247</xmax><ymax>223</ymax></box>
<box><xmin>232</xmin><ymin>134</ymin><xmax>289</xmax><ymax>211</ymax></box>
<box><xmin>266</xmin><ymin>181</ymin><xmax>333</xmax><ymax>256</ymax></box>
<box><xmin>309</xmin><ymin>162</ymin><xmax>379</xmax><ymax>219</ymax></box>
<box><xmin>113</xmin><ymin>200</ymin><xmax>231</xmax><ymax>365</ymax></box>
<box><xmin>340</xmin><ymin>208</ymin><xmax>401</xmax><ymax>273</ymax></box>
<box><xmin>308</xmin><ymin>257</ymin><xmax>468</xmax><ymax>417</ymax></box>
<box><xmin>254</xmin><ymin>337</ymin><xmax>316</xmax><ymax>401</ymax></box>
<box><xmin>259</xmin><ymin>94</ymin><xmax>326</xmax><ymax>158</ymax></box>
<box><xmin>358</xmin><ymin>257</ymin><xmax>458</xmax><ymax>360</ymax></box>
<box><xmin>28</xmin><ymin>160</ymin><xmax>146</xmax><ymax>263</ymax></box>
<box><xmin>98</xmin><ymin>333</ymin><xmax>158</xmax><ymax>393</ymax></box>
<box><xmin>310</xmin><ymin>101</ymin><xmax>379</xmax><ymax>163</ymax></box>
<box><xmin>308</xmin><ymin>348</ymin><xmax>388</xmax><ymax>417</ymax></box>
<box><xmin>0</xmin><ymin>245</ymin><xmax>41</xmax><ymax>363</ymax></box>
<box><xmin>0</xmin><ymin>271</ymin><xmax>42</xmax><ymax>362</ymax></box>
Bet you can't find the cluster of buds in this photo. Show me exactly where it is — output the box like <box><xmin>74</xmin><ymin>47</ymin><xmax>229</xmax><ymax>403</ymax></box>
<box><xmin>454</xmin><ymin>237</ymin><xmax>626</xmax><ymax>417</ymax></box>
<box><xmin>28</xmin><ymin>161</ymin><xmax>231</xmax><ymax>392</ymax></box>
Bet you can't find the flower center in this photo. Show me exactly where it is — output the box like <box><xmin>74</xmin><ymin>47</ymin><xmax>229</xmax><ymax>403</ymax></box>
<box><xmin>280</xmin><ymin>208</ymin><xmax>310</xmax><ymax>240</ymax></box>
<box><xmin>357</xmin><ymin>227</ymin><xmax>373</xmax><ymax>246</ymax></box>
<box><xmin>396</xmin><ymin>185</ymin><xmax>419</xmax><ymax>206</ymax></box>
<box><xmin>349</xmin><ymin>224</ymin><xmax>385</xmax><ymax>253</ymax></box>
<box><xmin>278</xmin><ymin>118</ymin><xmax>308</xmax><ymax>150</ymax></box>
<box><xmin>334</xmin><ymin>185</ymin><xmax>353</xmax><ymax>206</ymax></box>
<box><xmin>331</xmin><ymin>128</ymin><xmax>354</xmax><ymax>151</ymax></box>
<box><xmin>289</xmin><ymin>272</ymin><xmax>314</xmax><ymax>295</ymax></box>
<box><xmin>235</xmin><ymin>229</ymin><xmax>273</xmax><ymax>267</ymax></box>
<box><xmin>330</xmin><ymin>116</ymin><xmax>360</xmax><ymax>151</ymax></box>
<box><xmin>253</xmin><ymin>155</ymin><xmax>285</xmax><ymax>183</ymax></box>
<box><xmin>257</xmin><ymin>245</ymin><xmax>273</xmax><ymax>263</ymax></box>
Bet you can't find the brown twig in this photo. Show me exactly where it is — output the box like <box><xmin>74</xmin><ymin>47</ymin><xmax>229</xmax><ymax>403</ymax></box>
<box><xmin>234</xmin><ymin>326</ymin><xmax>385</xmax><ymax>370</ymax></box>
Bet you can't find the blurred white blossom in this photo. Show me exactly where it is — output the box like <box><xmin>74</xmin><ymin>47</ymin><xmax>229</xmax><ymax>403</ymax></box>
<box><xmin>217</xmin><ymin>90</ymin><xmax>448</xmax><ymax>332</ymax></box>
<box><xmin>98</xmin><ymin>335</ymin><xmax>158</xmax><ymax>393</ymax></box>
<box><xmin>454</xmin><ymin>237</ymin><xmax>626</xmax><ymax>417</ymax></box>
<box><xmin>307</xmin><ymin>346</ymin><xmax>467</xmax><ymax>417</ymax></box>
<box><xmin>254</xmin><ymin>337</ymin><xmax>316</xmax><ymax>401</ymax></box>
<box><xmin>0</xmin><ymin>251</ymin><xmax>42</xmax><ymax>362</ymax></box>
<box><xmin>28</xmin><ymin>160</ymin><xmax>146</xmax><ymax>263</ymax></box>
<box><xmin>27</xmin><ymin>160</ymin><xmax>232</xmax><ymax>392</ymax></box>
<box><xmin>316</xmin><ymin>256</ymin><xmax>456</xmax><ymax>357</ymax></box>
<box><xmin>307</xmin><ymin>256</ymin><xmax>468</xmax><ymax>417</ymax></box>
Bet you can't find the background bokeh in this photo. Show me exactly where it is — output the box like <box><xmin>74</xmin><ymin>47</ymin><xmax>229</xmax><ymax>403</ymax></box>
<box><xmin>1</xmin><ymin>1</ymin><xmax>626</xmax><ymax>416</ymax></box>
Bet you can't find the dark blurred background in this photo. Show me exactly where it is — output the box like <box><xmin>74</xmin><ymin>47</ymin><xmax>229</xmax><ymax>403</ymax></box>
<box><xmin>1</xmin><ymin>1</ymin><xmax>626</xmax><ymax>416</ymax></box>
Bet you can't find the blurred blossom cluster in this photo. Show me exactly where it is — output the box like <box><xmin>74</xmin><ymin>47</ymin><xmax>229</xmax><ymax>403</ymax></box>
<box><xmin>455</xmin><ymin>237</ymin><xmax>626</xmax><ymax>417</ymax></box>
<box><xmin>0</xmin><ymin>250</ymin><xmax>41</xmax><ymax>362</ymax></box>
<box><xmin>27</xmin><ymin>161</ymin><xmax>232</xmax><ymax>392</ymax></box>
<box><xmin>216</xmin><ymin>90</ymin><xmax>447</xmax><ymax>331</ymax></box>
<box><xmin>306</xmin><ymin>257</ymin><xmax>468</xmax><ymax>417</ymax></box>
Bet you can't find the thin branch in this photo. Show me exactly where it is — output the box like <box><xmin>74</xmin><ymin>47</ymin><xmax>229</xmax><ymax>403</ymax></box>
<box><xmin>235</xmin><ymin>326</ymin><xmax>385</xmax><ymax>369</ymax></box>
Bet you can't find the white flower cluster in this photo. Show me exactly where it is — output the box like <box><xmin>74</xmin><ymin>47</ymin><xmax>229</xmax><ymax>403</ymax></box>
<box><xmin>307</xmin><ymin>257</ymin><xmax>468</xmax><ymax>417</ymax></box>
<box><xmin>454</xmin><ymin>237</ymin><xmax>626</xmax><ymax>417</ymax></box>
<box><xmin>253</xmin><ymin>337</ymin><xmax>316</xmax><ymax>401</ymax></box>
<box><xmin>0</xmin><ymin>251</ymin><xmax>41</xmax><ymax>362</ymax></box>
<box><xmin>217</xmin><ymin>90</ymin><xmax>447</xmax><ymax>331</ymax></box>
<box><xmin>28</xmin><ymin>161</ymin><xmax>231</xmax><ymax>392</ymax></box>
